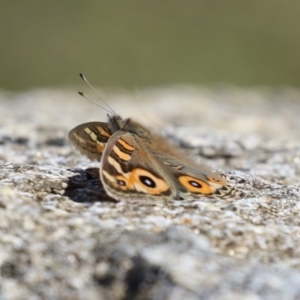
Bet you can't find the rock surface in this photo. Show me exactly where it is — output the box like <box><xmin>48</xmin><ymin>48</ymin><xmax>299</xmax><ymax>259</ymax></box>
<box><xmin>1</xmin><ymin>86</ymin><xmax>300</xmax><ymax>299</ymax></box>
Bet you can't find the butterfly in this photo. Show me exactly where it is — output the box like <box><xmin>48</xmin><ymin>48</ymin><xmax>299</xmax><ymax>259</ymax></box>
<box><xmin>69</xmin><ymin>74</ymin><xmax>242</xmax><ymax>201</ymax></box>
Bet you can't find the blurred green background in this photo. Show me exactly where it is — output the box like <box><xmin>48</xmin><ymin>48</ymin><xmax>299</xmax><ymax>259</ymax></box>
<box><xmin>1</xmin><ymin>0</ymin><xmax>300</xmax><ymax>91</ymax></box>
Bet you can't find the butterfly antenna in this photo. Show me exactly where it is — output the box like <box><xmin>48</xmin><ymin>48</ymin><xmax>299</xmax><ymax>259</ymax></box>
<box><xmin>78</xmin><ymin>91</ymin><xmax>112</xmax><ymax>114</ymax></box>
<box><xmin>79</xmin><ymin>73</ymin><xmax>117</xmax><ymax>115</ymax></box>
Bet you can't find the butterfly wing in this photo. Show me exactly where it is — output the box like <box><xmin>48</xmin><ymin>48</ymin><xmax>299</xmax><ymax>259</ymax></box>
<box><xmin>100</xmin><ymin>131</ymin><xmax>177</xmax><ymax>201</ymax></box>
<box><xmin>157</xmin><ymin>154</ymin><xmax>240</xmax><ymax>200</ymax></box>
<box><xmin>69</xmin><ymin>122</ymin><xmax>112</xmax><ymax>161</ymax></box>
<box><xmin>141</xmin><ymin>132</ymin><xmax>241</xmax><ymax>200</ymax></box>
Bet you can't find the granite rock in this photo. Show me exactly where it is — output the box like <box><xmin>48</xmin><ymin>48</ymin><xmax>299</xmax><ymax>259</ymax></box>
<box><xmin>1</xmin><ymin>87</ymin><xmax>300</xmax><ymax>299</ymax></box>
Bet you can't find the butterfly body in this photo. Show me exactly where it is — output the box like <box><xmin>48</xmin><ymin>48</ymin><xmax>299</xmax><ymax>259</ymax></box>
<box><xmin>69</xmin><ymin>114</ymin><xmax>240</xmax><ymax>201</ymax></box>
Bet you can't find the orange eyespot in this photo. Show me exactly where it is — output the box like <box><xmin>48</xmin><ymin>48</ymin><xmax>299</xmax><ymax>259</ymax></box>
<box><xmin>131</xmin><ymin>168</ymin><xmax>170</xmax><ymax>195</ymax></box>
<box><xmin>139</xmin><ymin>175</ymin><xmax>156</xmax><ymax>188</ymax></box>
<box><xmin>113</xmin><ymin>175</ymin><xmax>132</xmax><ymax>190</ymax></box>
<box><xmin>178</xmin><ymin>175</ymin><xmax>214</xmax><ymax>194</ymax></box>
<box><xmin>103</xmin><ymin>168</ymin><xmax>171</xmax><ymax>196</ymax></box>
<box><xmin>116</xmin><ymin>179</ymin><xmax>126</xmax><ymax>186</ymax></box>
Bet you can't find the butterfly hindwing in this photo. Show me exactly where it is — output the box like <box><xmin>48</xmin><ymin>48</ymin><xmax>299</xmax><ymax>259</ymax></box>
<box><xmin>69</xmin><ymin>122</ymin><xmax>112</xmax><ymax>161</ymax></box>
<box><xmin>129</xmin><ymin>131</ymin><xmax>236</xmax><ymax>200</ymax></box>
<box><xmin>158</xmin><ymin>155</ymin><xmax>239</xmax><ymax>199</ymax></box>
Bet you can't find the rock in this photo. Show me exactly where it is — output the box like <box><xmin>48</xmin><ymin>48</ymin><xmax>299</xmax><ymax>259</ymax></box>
<box><xmin>1</xmin><ymin>86</ymin><xmax>300</xmax><ymax>299</ymax></box>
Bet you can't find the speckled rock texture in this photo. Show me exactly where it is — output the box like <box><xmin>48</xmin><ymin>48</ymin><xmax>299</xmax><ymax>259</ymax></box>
<box><xmin>1</xmin><ymin>86</ymin><xmax>300</xmax><ymax>300</ymax></box>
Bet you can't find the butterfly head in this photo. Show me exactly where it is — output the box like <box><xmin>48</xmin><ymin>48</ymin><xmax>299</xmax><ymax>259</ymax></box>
<box><xmin>107</xmin><ymin>114</ymin><xmax>151</xmax><ymax>139</ymax></box>
<box><xmin>107</xmin><ymin>114</ymin><xmax>124</xmax><ymax>133</ymax></box>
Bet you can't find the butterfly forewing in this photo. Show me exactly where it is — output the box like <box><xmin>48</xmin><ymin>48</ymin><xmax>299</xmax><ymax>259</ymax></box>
<box><xmin>69</xmin><ymin>122</ymin><xmax>112</xmax><ymax>161</ymax></box>
<box><xmin>100</xmin><ymin>130</ymin><xmax>177</xmax><ymax>201</ymax></box>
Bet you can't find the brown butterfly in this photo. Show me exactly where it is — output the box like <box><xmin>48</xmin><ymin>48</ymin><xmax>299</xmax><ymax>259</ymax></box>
<box><xmin>69</xmin><ymin>75</ymin><xmax>242</xmax><ymax>201</ymax></box>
